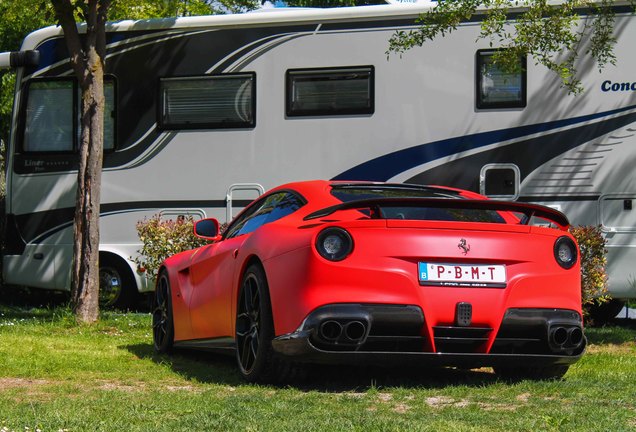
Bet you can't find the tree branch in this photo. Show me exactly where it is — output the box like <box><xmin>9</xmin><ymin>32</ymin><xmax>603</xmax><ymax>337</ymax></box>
<box><xmin>50</xmin><ymin>0</ymin><xmax>86</xmax><ymax>82</ymax></box>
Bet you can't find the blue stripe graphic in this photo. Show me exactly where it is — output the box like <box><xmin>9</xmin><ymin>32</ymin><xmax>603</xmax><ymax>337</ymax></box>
<box><xmin>333</xmin><ymin>104</ymin><xmax>636</xmax><ymax>182</ymax></box>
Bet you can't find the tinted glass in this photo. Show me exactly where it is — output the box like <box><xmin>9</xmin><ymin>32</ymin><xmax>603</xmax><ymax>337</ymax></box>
<box><xmin>224</xmin><ymin>192</ymin><xmax>304</xmax><ymax>239</ymax></box>
<box><xmin>24</xmin><ymin>81</ymin><xmax>74</xmax><ymax>152</ymax></box>
<box><xmin>476</xmin><ymin>50</ymin><xmax>526</xmax><ymax>109</ymax></box>
<box><xmin>104</xmin><ymin>81</ymin><xmax>116</xmax><ymax>150</ymax></box>
<box><xmin>484</xmin><ymin>168</ymin><xmax>517</xmax><ymax>196</ymax></box>
<box><xmin>331</xmin><ymin>185</ymin><xmax>462</xmax><ymax>202</ymax></box>
<box><xmin>160</xmin><ymin>74</ymin><xmax>255</xmax><ymax>129</ymax></box>
<box><xmin>24</xmin><ymin>79</ymin><xmax>116</xmax><ymax>153</ymax></box>
<box><xmin>287</xmin><ymin>67</ymin><xmax>374</xmax><ymax>116</ymax></box>
<box><xmin>330</xmin><ymin>185</ymin><xmax>504</xmax><ymax>223</ymax></box>
<box><xmin>75</xmin><ymin>80</ymin><xmax>116</xmax><ymax>150</ymax></box>
<box><xmin>376</xmin><ymin>206</ymin><xmax>505</xmax><ymax>223</ymax></box>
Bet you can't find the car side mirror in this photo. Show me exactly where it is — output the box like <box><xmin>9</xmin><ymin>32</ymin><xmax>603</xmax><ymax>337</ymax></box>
<box><xmin>194</xmin><ymin>218</ymin><xmax>222</xmax><ymax>241</ymax></box>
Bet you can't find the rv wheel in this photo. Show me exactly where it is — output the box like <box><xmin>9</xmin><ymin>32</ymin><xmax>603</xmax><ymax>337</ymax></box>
<box><xmin>587</xmin><ymin>299</ymin><xmax>625</xmax><ymax>326</ymax></box>
<box><xmin>99</xmin><ymin>256</ymin><xmax>136</xmax><ymax>310</ymax></box>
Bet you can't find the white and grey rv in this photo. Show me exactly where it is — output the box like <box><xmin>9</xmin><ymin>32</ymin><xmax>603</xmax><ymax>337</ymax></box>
<box><xmin>1</xmin><ymin>2</ymin><xmax>635</xmax><ymax>311</ymax></box>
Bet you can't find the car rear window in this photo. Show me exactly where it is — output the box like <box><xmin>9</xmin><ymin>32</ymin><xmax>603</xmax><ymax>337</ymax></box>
<box><xmin>330</xmin><ymin>184</ymin><xmax>505</xmax><ymax>223</ymax></box>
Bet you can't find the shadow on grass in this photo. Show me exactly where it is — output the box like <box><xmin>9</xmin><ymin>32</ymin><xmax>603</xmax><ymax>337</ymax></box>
<box><xmin>0</xmin><ymin>284</ymin><xmax>151</xmax><ymax>313</ymax></box>
<box><xmin>292</xmin><ymin>364</ymin><xmax>499</xmax><ymax>392</ymax></box>
<box><xmin>0</xmin><ymin>303</ymin><xmax>72</xmax><ymax>321</ymax></box>
<box><xmin>126</xmin><ymin>343</ymin><xmax>244</xmax><ymax>385</ymax></box>
<box><xmin>585</xmin><ymin>319</ymin><xmax>636</xmax><ymax>345</ymax></box>
<box><xmin>0</xmin><ymin>284</ymin><xmax>70</xmax><ymax>310</ymax></box>
<box><xmin>126</xmin><ymin>342</ymin><xmax>500</xmax><ymax>391</ymax></box>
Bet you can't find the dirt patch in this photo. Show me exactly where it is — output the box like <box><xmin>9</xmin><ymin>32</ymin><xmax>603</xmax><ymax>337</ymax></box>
<box><xmin>425</xmin><ymin>396</ymin><xmax>453</xmax><ymax>407</ymax></box>
<box><xmin>393</xmin><ymin>403</ymin><xmax>411</xmax><ymax>414</ymax></box>
<box><xmin>476</xmin><ymin>402</ymin><xmax>518</xmax><ymax>411</ymax></box>
<box><xmin>165</xmin><ymin>384</ymin><xmax>201</xmax><ymax>393</ymax></box>
<box><xmin>377</xmin><ymin>393</ymin><xmax>393</xmax><ymax>402</ymax></box>
<box><xmin>426</xmin><ymin>395</ymin><xmax>523</xmax><ymax>412</ymax></box>
<box><xmin>0</xmin><ymin>378</ymin><xmax>53</xmax><ymax>403</ymax></box>
<box><xmin>341</xmin><ymin>392</ymin><xmax>366</xmax><ymax>399</ymax></box>
<box><xmin>97</xmin><ymin>380</ymin><xmax>146</xmax><ymax>392</ymax></box>
<box><xmin>0</xmin><ymin>378</ymin><xmax>48</xmax><ymax>390</ymax></box>
<box><xmin>586</xmin><ymin>342</ymin><xmax>636</xmax><ymax>354</ymax></box>
<box><xmin>96</xmin><ymin>380</ymin><xmax>203</xmax><ymax>393</ymax></box>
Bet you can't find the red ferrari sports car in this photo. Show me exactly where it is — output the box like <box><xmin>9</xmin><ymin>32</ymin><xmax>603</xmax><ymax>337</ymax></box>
<box><xmin>153</xmin><ymin>180</ymin><xmax>585</xmax><ymax>382</ymax></box>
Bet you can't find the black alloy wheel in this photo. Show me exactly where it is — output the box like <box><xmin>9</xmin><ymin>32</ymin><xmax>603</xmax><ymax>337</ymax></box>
<box><xmin>236</xmin><ymin>264</ymin><xmax>277</xmax><ymax>382</ymax></box>
<box><xmin>152</xmin><ymin>271</ymin><xmax>174</xmax><ymax>353</ymax></box>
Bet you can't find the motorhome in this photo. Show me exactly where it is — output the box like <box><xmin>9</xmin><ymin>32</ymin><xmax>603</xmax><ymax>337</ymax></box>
<box><xmin>1</xmin><ymin>2</ymin><xmax>635</xmax><ymax>312</ymax></box>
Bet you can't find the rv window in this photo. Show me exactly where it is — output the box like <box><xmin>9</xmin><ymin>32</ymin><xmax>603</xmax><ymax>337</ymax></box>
<box><xmin>286</xmin><ymin>66</ymin><xmax>374</xmax><ymax>117</ymax></box>
<box><xmin>159</xmin><ymin>74</ymin><xmax>256</xmax><ymax>129</ymax></box>
<box><xmin>476</xmin><ymin>50</ymin><xmax>526</xmax><ymax>109</ymax></box>
<box><xmin>75</xmin><ymin>81</ymin><xmax>116</xmax><ymax>150</ymax></box>
<box><xmin>479</xmin><ymin>164</ymin><xmax>520</xmax><ymax>200</ymax></box>
<box><xmin>24</xmin><ymin>80</ymin><xmax>75</xmax><ymax>152</ymax></box>
<box><xmin>104</xmin><ymin>81</ymin><xmax>116</xmax><ymax>150</ymax></box>
<box><xmin>23</xmin><ymin>78</ymin><xmax>117</xmax><ymax>153</ymax></box>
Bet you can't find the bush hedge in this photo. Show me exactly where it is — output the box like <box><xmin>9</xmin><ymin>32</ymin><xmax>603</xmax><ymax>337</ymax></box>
<box><xmin>133</xmin><ymin>215</ymin><xmax>209</xmax><ymax>279</ymax></box>
<box><xmin>569</xmin><ymin>225</ymin><xmax>610</xmax><ymax>315</ymax></box>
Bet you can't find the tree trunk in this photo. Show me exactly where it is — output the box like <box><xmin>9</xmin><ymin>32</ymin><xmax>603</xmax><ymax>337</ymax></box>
<box><xmin>52</xmin><ymin>0</ymin><xmax>110</xmax><ymax>323</ymax></box>
<box><xmin>71</xmin><ymin>51</ymin><xmax>104</xmax><ymax>323</ymax></box>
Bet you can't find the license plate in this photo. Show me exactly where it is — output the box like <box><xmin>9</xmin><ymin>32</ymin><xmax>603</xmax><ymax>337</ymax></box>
<box><xmin>418</xmin><ymin>262</ymin><xmax>506</xmax><ymax>288</ymax></box>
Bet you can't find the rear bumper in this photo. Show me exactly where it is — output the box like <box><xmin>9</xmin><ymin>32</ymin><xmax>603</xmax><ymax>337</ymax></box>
<box><xmin>272</xmin><ymin>335</ymin><xmax>582</xmax><ymax>368</ymax></box>
<box><xmin>271</xmin><ymin>304</ymin><xmax>585</xmax><ymax>368</ymax></box>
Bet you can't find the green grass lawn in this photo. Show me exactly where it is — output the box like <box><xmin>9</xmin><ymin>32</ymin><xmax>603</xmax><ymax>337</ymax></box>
<box><xmin>0</xmin><ymin>305</ymin><xmax>635</xmax><ymax>432</ymax></box>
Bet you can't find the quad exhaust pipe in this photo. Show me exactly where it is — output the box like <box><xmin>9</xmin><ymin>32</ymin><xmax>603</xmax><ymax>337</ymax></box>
<box><xmin>318</xmin><ymin>319</ymin><xmax>368</xmax><ymax>344</ymax></box>
<box><xmin>319</xmin><ymin>320</ymin><xmax>343</xmax><ymax>340</ymax></box>
<box><xmin>549</xmin><ymin>325</ymin><xmax>584</xmax><ymax>351</ymax></box>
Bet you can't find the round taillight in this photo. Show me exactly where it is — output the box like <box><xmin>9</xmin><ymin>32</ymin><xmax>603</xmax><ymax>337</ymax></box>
<box><xmin>554</xmin><ymin>236</ymin><xmax>577</xmax><ymax>269</ymax></box>
<box><xmin>316</xmin><ymin>227</ymin><xmax>353</xmax><ymax>261</ymax></box>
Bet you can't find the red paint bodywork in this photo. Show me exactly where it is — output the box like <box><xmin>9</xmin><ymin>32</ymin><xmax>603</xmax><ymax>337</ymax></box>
<box><xmin>161</xmin><ymin>180</ymin><xmax>582</xmax><ymax>357</ymax></box>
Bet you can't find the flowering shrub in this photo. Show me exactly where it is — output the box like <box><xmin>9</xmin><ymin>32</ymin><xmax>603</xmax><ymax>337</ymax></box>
<box><xmin>134</xmin><ymin>215</ymin><xmax>209</xmax><ymax>279</ymax></box>
<box><xmin>569</xmin><ymin>225</ymin><xmax>610</xmax><ymax>314</ymax></box>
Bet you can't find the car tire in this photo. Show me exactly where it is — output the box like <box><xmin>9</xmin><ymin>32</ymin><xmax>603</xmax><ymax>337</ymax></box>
<box><xmin>236</xmin><ymin>263</ymin><xmax>298</xmax><ymax>383</ymax></box>
<box><xmin>494</xmin><ymin>364</ymin><xmax>569</xmax><ymax>381</ymax></box>
<box><xmin>152</xmin><ymin>270</ymin><xmax>174</xmax><ymax>354</ymax></box>
<box><xmin>99</xmin><ymin>256</ymin><xmax>136</xmax><ymax>310</ymax></box>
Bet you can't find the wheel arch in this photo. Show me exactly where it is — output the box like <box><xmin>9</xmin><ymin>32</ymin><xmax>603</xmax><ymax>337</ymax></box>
<box><xmin>235</xmin><ymin>255</ymin><xmax>267</xmax><ymax>322</ymax></box>
<box><xmin>97</xmin><ymin>250</ymin><xmax>141</xmax><ymax>309</ymax></box>
<box><xmin>99</xmin><ymin>248</ymin><xmax>148</xmax><ymax>293</ymax></box>
<box><xmin>238</xmin><ymin>254</ymin><xmax>265</xmax><ymax>284</ymax></box>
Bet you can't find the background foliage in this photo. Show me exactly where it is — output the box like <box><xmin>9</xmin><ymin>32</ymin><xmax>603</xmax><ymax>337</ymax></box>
<box><xmin>285</xmin><ymin>0</ymin><xmax>384</xmax><ymax>7</ymax></box>
<box><xmin>133</xmin><ymin>215</ymin><xmax>209</xmax><ymax>279</ymax></box>
<box><xmin>570</xmin><ymin>225</ymin><xmax>610</xmax><ymax>314</ymax></box>
<box><xmin>388</xmin><ymin>0</ymin><xmax>636</xmax><ymax>95</ymax></box>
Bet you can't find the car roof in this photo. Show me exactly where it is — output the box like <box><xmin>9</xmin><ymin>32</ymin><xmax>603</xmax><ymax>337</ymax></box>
<box><xmin>271</xmin><ymin>180</ymin><xmax>459</xmax><ymax>193</ymax></box>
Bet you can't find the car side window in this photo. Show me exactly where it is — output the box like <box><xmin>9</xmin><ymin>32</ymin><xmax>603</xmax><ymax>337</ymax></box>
<box><xmin>224</xmin><ymin>192</ymin><xmax>304</xmax><ymax>239</ymax></box>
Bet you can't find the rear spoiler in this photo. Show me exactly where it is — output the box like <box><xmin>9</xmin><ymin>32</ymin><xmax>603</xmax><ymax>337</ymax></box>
<box><xmin>303</xmin><ymin>197</ymin><xmax>570</xmax><ymax>228</ymax></box>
